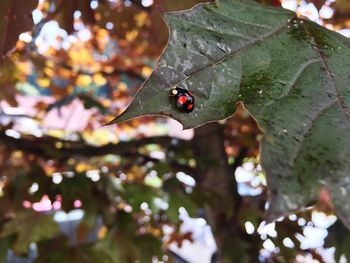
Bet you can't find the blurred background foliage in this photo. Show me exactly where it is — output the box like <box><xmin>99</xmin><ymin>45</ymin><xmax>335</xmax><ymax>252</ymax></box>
<box><xmin>0</xmin><ymin>0</ymin><xmax>349</xmax><ymax>262</ymax></box>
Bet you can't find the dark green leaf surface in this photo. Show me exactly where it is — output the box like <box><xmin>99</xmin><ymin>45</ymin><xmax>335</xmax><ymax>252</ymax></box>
<box><xmin>108</xmin><ymin>0</ymin><xmax>350</xmax><ymax>227</ymax></box>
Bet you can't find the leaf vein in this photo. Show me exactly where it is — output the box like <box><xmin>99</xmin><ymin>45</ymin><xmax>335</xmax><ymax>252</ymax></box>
<box><xmin>206</xmin><ymin>6</ymin><xmax>273</xmax><ymax>30</ymax></box>
<box><xmin>179</xmin><ymin>18</ymin><xmax>252</xmax><ymax>40</ymax></box>
<box><xmin>316</xmin><ymin>48</ymin><xmax>350</xmax><ymax>123</ymax></box>
<box><xmin>284</xmin><ymin>59</ymin><xmax>322</xmax><ymax>97</ymax></box>
<box><xmin>170</xmin><ymin>18</ymin><xmax>293</xmax><ymax>87</ymax></box>
<box><xmin>289</xmin><ymin>99</ymin><xmax>338</xmax><ymax>168</ymax></box>
<box><xmin>302</xmin><ymin>23</ymin><xmax>350</xmax><ymax>123</ymax></box>
<box><xmin>229</xmin><ymin>0</ymin><xmax>292</xmax><ymax>14</ymax></box>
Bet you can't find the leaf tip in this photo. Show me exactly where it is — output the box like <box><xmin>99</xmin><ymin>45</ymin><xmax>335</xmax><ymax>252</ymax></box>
<box><xmin>264</xmin><ymin>210</ymin><xmax>277</xmax><ymax>225</ymax></box>
<box><xmin>264</xmin><ymin>200</ymin><xmax>287</xmax><ymax>224</ymax></box>
<box><xmin>104</xmin><ymin>110</ymin><xmax>132</xmax><ymax>126</ymax></box>
<box><xmin>103</xmin><ymin>117</ymin><xmax>118</xmax><ymax>126</ymax></box>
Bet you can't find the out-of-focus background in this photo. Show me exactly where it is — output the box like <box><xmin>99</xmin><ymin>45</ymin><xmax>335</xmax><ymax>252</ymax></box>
<box><xmin>0</xmin><ymin>0</ymin><xmax>349</xmax><ymax>262</ymax></box>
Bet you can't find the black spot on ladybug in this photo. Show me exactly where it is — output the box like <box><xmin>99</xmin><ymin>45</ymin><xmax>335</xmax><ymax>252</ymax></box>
<box><xmin>170</xmin><ymin>87</ymin><xmax>194</xmax><ymax>113</ymax></box>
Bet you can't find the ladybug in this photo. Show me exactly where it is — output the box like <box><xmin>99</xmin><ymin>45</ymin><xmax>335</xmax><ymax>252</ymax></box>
<box><xmin>170</xmin><ymin>87</ymin><xmax>195</xmax><ymax>113</ymax></box>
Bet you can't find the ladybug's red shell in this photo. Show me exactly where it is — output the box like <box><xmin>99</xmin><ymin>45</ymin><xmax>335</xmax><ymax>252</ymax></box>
<box><xmin>171</xmin><ymin>88</ymin><xmax>194</xmax><ymax>113</ymax></box>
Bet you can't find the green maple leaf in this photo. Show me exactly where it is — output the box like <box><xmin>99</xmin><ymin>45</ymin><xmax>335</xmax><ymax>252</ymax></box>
<box><xmin>107</xmin><ymin>0</ymin><xmax>350</xmax><ymax>227</ymax></box>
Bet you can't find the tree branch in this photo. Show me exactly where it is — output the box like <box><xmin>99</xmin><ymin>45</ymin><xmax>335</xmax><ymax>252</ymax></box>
<box><xmin>192</xmin><ymin>122</ymin><xmax>259</xmax><ymax>261</ymax></box>
<box><xmin>0</xmin><ymin>130</ymin><xmax>190</xmax><ymax>159</ymax></box>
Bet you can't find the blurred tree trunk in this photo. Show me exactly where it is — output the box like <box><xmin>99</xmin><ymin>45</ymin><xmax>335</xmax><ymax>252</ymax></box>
<box><xmin>193</xmin><ymin>122</ymin><xmax>258</xmax><ymax>263</ymax></box>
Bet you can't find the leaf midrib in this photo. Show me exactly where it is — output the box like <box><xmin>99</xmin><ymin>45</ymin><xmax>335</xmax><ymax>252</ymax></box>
<box><xmin>168</xmin><ymin>15</ymin><xmax>294</xmax><ymax>88</ymax></box>
<box><xmin>288</xmin><ymin>99</ymin><xmax>337</xmax><ymax>171</ymax></box>
<box><xmin>315</xmin><ymin>47</ymin><xmax>350</xmax><ymax>122</ymax></box>
<box><xmin>302</xmin><ymin>22</ymin><xmax>350</xmax><ymax>123</ymax></box>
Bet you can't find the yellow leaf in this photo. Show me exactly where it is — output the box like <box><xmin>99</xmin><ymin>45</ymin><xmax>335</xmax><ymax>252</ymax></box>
<box><xmin>102</xmin><ymin>66</ymin><xmax>114</xmax><ymax>74</ymax></box>
<box><xmin>46</xmin><ymin>60</ymin><xmax>54</xmax><ymax>68</ymax></box>
<box><xmin>47</xmin><ymin>130</ymin><xmax>65</xmax><ymax>138</ymax></box>
<box><xmin>16</xmin><ymin>41</ymin><xmax>26</xmax><ymax>50</ymax></box>
<box><xmin>58</xmin><ymin>68</ymin><xmax>71</xmax><ymax>79</ymax></box>
<box><xmin>76</xmin><ymin>75</ymin><xmax>92</xmax><ymax>86</ymax></box>
<box><xmin>37</xmin><ymin>77</ymin><xmax>50</xmax><ymax>88</ymax></box>
<box><xmin>93</xmin><ymin>73</ymin><xmax>107</xmax><ymax>86</ymax></box>
<box><xmin>55</xmin><ymin>142</ymin><xmax>63</xmax><ymax>149</ymax></box>
<box><xmin>76</xmin><ymin>162</ymin><xmax>93</xmax><ymax>173</ymax></box>
<box><xmin>142</xmin><ymin>66</ymin><xmax>152</xmax><ymax>77</ymax></box>
<box><xmin>67</xmin><ymin>85</ymin><xmax>74</xmax><ymax>93</ymax></box>
<box><xmin>69</xmin><ymin>48</ymin><xmax>93</xmax><ymax>65</ymax></box>
<box><xmin>16</xmin><ymin>61</ymin><xmax>32</xmax><ymax>75</ymax></box>
<box><xmin>118</xmin><ymin>82</ymin><xmax>128</xmax><ymax>91</ymax></box>
<box><xmin>95</xmin><ymin>13</ymin><xmax>102</xmax><ymax>21</ymax></box>
<box><xmin>45</xmin><ymin>166</ymin><xmax>55</xmax><ymax>176</ymax></box>
<box><xmin>126</xmin><ymin>29</ymin><xmax>139</xmax><ymax>42</ymax></box>
<box><xmin>101</xmin><ymin>99</ymin><xmax>111</xmax><ymax>107</ymax></box>
<box><xmin>83</xmin><ymin>129</ymin><xmax>118</xmax><ymax>146</ymax></box>
<box><xmin>97</xmin><ymin>28</ymin><xmax>109</xmax><ymax>38</ymax></box>
<box><xmin>98</xmin><ymin>226</ymin><xmax>108</xmax><ymax>240</ymax></box>
<box><xmin>12</xmin><ymin>151</ymin><xmax>23</xmax><ymax>159</ymax></box>
<box><xmin>44</xmin><ymin>67</ymin><xmax>55</xmax><ymax>78</ymax></box>
<box><xmin>124</xmin><ymin>58</ymin><xmax>132</xmax><ymax>66</ymax></box>
<box><xmin>134</xmin><ymin>11</ymin><xmax>148</xmax><ymax>27</ymax></box>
